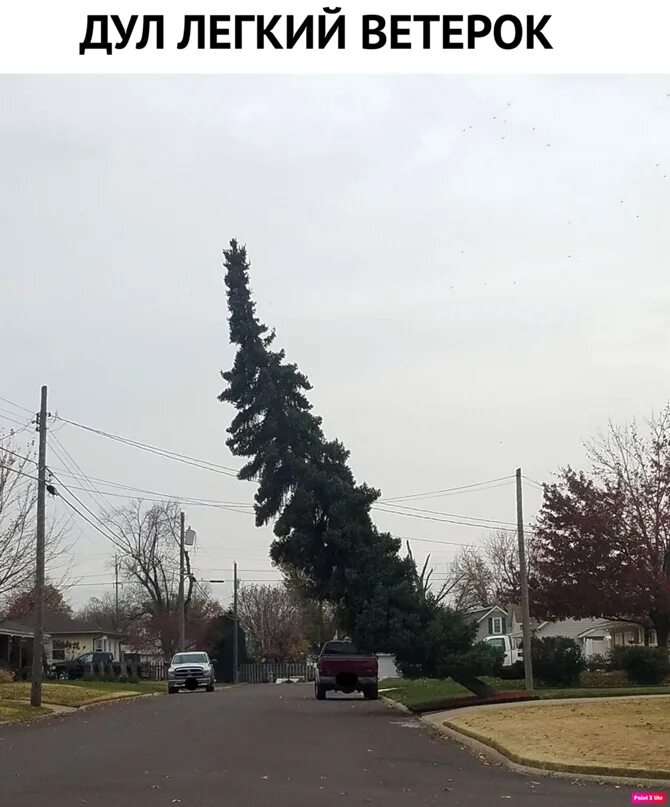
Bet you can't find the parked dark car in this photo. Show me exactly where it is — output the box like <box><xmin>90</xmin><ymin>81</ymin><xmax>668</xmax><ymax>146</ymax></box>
<box><xmin>52</xmin><ymin>651</ymin><xmax>114</xmax><ymax>679</ymax></box>
<box><xmin>51</xmin><ymin>652</ymin><xmax>142</xmax><ymax>680</ymax></box>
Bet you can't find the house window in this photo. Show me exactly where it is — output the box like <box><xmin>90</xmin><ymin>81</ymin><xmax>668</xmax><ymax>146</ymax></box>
<box><xmin>94</xmin><ymin>638</ymin><xmax>104</xmax><ymax>651</ymax></box>
<box><xmin>52</xmin><ymin>640</ymin><xmax>66</xmax><ymax>661</ymax></box>
<box><xmin>491</xmin><ymin>617</ymin><xmax>503</xmax><ymax>634</ymax></box>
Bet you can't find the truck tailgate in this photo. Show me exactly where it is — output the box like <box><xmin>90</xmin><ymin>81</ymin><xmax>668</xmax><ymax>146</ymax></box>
<box><xmin>318</xmin><ymin>656</ymin><xmax>378</xmax><ymax>676</ymax></box>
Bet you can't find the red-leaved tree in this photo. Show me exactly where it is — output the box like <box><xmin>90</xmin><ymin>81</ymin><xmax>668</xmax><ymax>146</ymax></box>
<box><xmin>532</xmin><ymin>408</ymin><xmax>670</xmax><ymax>647</ymax></box>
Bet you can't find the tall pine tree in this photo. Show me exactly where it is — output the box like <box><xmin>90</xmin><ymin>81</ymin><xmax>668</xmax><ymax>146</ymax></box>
<box><xmin>219</xmin><ymin>240</ymin><xmax>491</xmax><ymax>677</ymax></box>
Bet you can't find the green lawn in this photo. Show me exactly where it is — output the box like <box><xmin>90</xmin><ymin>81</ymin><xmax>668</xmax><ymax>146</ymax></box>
<box><xmin>380</xmin><ymin>677</ymin><xmax>670</xmax><ymax>712</ymax></box>
<box><xmin>0</xmin><ymin>680</ymin><xmax>164</xmax><ymax>708</ymax></box>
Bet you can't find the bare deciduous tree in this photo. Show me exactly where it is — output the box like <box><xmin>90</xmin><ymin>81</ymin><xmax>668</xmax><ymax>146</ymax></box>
<box><xmin>75</xmin><ymin>590</ymin><xmax>145</xmax><ymax>633</ymax></box>
<box><xmin>445</xmin><ymin>530</ymin><xmax>536</xmax><ymax>612</ymax></box>
<box><xmin>0</xmin><ymin>438</ymin><xmax>71</xmax><ymax>611</ymax></box>
<box><xmin>281</xmin><ymin>566</ymin><xmax>337</xmax><ymax>653</ymax></box>
<box><xmin>447</xmin><ymin>545</ymin><xmax>494</xmax><ymax>611</ymax></box>
<box><xmin>237</xmin><ymin>583</ymin><xmax>306</xmax><ymax>661</ymax></box>
<box><xmin>105</xmin><ymin>499</ymin><xmax>196</xmax><ymax>658</ymax></box>
<box><xmin>405</xmin><ymin>541</ymin><xmax>462</xmax><ymax>606</ymax></box>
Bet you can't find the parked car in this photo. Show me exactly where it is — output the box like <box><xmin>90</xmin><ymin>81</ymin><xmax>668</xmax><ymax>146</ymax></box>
<box><xmin>314</xmin><ymin>640</ymin><xmax>379</xmax><ymax>700</ymax></box>
<box><xmin>167</xmin><ymin>651</ymin><xmax>216</xmax><ymax>694</ymax></box>
<box><xmin>52</xmin><ymin>651</ymin><xmax>116</xmax><ymax>680</ymax></box>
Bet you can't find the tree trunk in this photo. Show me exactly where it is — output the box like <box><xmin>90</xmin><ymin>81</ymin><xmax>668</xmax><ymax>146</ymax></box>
<box><xmin>450</xmin><ymin>674</ymin><xmax>495</xmax><ymax>699</ymax></box>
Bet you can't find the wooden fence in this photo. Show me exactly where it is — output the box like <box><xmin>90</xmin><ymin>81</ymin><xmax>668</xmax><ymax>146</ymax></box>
<box><xmin>239</xmin><ymin>662</ymin><xmax>315</xmax><ymax>683</ymax></box>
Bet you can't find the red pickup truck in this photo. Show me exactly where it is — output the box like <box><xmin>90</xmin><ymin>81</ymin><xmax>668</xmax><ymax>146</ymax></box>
<box><xmin>314</xmin><ymin>640</ymin><xmax>379</xmax><ymax>700</ymax></box>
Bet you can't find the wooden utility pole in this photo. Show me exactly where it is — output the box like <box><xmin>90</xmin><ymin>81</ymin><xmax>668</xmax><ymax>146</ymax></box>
<box><xmin>114</xmin><ymin>555</ymin><xmax>120</xmax><ymax>626</ymax></box>
<box><xmin>30</xmin><ymin>385</ymin><xmax>48</xmax><ymax>708</ymax></box>
<box><xmin>178</xmin><ymin>511</ymin><xmax>186</xmax><ymax>652</ymax></box>
<box><xmin>233</xmin><ymin>561</ymin><xmax>239</xmax><ymax>684</ymax></box>
<box><xmin>516</xmin><ymin>468</ymin><xmax>534</xmax><ymax>693</ymax></box>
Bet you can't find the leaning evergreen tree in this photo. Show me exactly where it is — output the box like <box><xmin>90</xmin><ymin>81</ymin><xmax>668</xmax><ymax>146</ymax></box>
<box><xmin>219</xmin><ymin>240</ymin><xmax>498</xmax><ymax>689</ymax></box>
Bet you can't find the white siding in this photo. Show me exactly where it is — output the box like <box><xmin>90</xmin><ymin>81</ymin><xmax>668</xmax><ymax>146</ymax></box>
<box><xmin>537</xmin><ymin>618</ymin><xmax>606</xmax><ymax>640</ymax></box>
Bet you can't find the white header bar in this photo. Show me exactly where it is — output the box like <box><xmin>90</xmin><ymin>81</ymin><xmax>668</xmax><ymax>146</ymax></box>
<box><xmin>1</xmin><ymin>1</ymin><xmax>669</xmax><ymax>74</ymax></box>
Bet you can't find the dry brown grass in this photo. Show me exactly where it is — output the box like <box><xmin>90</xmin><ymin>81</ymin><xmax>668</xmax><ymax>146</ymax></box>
<box><xmin>0</xmin><ymin>701</ymin><xmax>51</xmax><ymax>724</ymax></box>
<box><xmin>0</xmin><ymin>683</ymin><xmax>134</xmax><ymax>708</ymax></box>
<box><xmin>444</xmin><ymin>695</ymin><xmax>670</xmax><ymax>777</ymax></box>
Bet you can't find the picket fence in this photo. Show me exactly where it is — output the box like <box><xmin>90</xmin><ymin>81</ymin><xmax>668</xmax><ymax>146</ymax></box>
<box><xmin>238</xmin><ymin>662</ymin><xmax>315</xmax><ymax>683</ymax></box>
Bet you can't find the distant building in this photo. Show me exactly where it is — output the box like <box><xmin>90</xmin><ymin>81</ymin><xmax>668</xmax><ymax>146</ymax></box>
<box><xmin>0</xmin><ymin>614</ymin><xmax>124</xmax><ymax>665</ymax></box>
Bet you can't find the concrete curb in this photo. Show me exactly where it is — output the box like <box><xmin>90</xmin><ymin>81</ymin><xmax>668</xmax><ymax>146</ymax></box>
<box><xmin>422</xmin><ymin>711</ymin><xmax>670</xmax><ymax>787</ymax></box>
<box><xmin>381</xmin><ymin>695</ymin><xmax>412</xmax><ymax>714</ymax></box>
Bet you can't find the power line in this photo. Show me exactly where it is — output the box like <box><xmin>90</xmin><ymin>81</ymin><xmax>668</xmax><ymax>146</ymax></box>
<box><xmin>55</xmin><ymin>487</ymin><xmax>120</xmax><ymax>548</ymax></box>
<box><xmin>53</xmin><ymin>415</ymin><xmax>241</xmax><ymax>478</ymax></box>
<box><xmin>0</xmin><ymin>395</ymin><xmax>33</xmax><ymax>414</ymax></box>
<box><xmin>379</xmin><ymin>501</ymin><xmax>529</xmax><ymax>528</ymax></box>
<box><xmin>0</xmin><ymin>424</ymin><xmax>33</xmax><ymax>441</ymax></box>
<box><xmin>381</xmin><ymin>475</ymin><xmax>515</xmax><ymax>502</ymax></box>
<box><xmin>0</xmin><ymin>411</ymin><xmax>32</xmax><ymax>430</ymax></box>
<box><xmin>400</xmin><ymin>534</ymin><xmax>479</xmax><ymax>548</ymax></box>
<box><xmin>0</xmin><ymin>446</ymin><xmax>38</xmax><ymax>465</ymax></box>
<box><xmin>372</xmin><ymin>505</ymin><xmax>530</xmax><ymax>533</ymax></box>
<box><xmin>0</xmin><ymin>462</ymin><xmax>39</xmax><ymax>483</ymax></box>
<box><xmin>49</xmin><ymin>433</ymin><xmax>114</xmax><ymax>519</ymax></box>
<box><xmin>48</xmin><ymin>465</ymin><xmax>255</xmax><ymax>510</ymax></box>
<box><xmin>49</xmin><ymin>470</ymin><xmax>119</xmax><ymax>545</ymax></box>
<box><xmin>523</xmin><ymin>475</ymin><xmax>545</xmax><ymax>490</ymax></box>
<box><xmin>66</xmin><ymin>581</ymin><xmax>126</xmax><ymax>588</ymax></box>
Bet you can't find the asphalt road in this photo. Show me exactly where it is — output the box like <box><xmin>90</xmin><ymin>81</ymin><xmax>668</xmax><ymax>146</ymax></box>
<box><xmin>0</xmin><ymin>684</ymin><xmax>649</xmax><ymax>806</ymax></box>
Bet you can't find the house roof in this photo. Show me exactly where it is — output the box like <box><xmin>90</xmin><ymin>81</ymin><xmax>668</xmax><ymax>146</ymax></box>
<box><xmin>577</xmin><ymin>622</ymin><xmax>611</xmax><ymax>638</ymax></box>
<box><xmin>0</xmin><ymin>619</ymin><xmax>46</xmax><ymax>639</ymax></box>
<box><xmin>4</xmin><ymin>613</ymin><xmax>124</xmax><ymax>637</ymax></box>
<box><xmin>465</xmin><ymin>605</ymin><xmax>507</xmax><ymax>622</ymax></box>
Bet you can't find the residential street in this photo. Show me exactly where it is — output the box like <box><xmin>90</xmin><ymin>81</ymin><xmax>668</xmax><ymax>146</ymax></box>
<box><xmin>0</xmin><ymin>685</ymin><xmax>638</xmax><ymax>806</ymax></box>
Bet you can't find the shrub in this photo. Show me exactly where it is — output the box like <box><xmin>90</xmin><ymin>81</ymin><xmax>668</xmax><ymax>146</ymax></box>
<box><xmin>585</xmin><ymin>653</ymin><xmax>609</xmax><ymax>672</ymax></box>
<box><xmin>436</xmin><ymin>641</ymin><xmax>505</xmax><ymax>680</ymax></box>
<box><xmin>499</xmin><ymin>660</ymin><xmax>525</xmax><ymax>680</ymax></box>
<box><xmin>619</xmin><ymin>646</ymin><xmax>670</xmax><ymax>685</ymax></box>
<box><xmin>580</xmin><ymin>669</ymin><xmax>627</xmax><ymax>688</ymax></box>
<box><xmin>0</xmin><ymin>666</ymin><xmax>14</xmax><ymax>683</ymax></box>
<box><xmin>117</xmin><ymin>673</ymin><xmax>129</xmax><ymax>684</ymax></box>
<box><xmin>531</xmin><ymin>636</ymin><xmax>585</xmax><ymax>687</ymax></box>
<box><xmin>607</xmin><ymin>645</ymin><xmax>628</xmax><ymax>671</ymax></box>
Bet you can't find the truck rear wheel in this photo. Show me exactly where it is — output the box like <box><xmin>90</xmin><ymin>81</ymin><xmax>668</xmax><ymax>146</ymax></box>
<box><xmin>315</xmin><ymin>682</ymin><xmax>327</xmax><ymax>700</ymax></box>
<box><xmin>364</xmin><ymin>684</ymin><xmax>378</xmax><ymax>700</ymax></box>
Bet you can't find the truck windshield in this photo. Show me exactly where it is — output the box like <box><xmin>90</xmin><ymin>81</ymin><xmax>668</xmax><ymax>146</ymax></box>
<box><xmin>172</xmin><ymin>653</ymin><xmax>208</xmax><ymax>664</ymax></box>
<box><xmin>322</xmin><ymin>641</ymin><xmax>361</xmax><ymax>655</ymax></box>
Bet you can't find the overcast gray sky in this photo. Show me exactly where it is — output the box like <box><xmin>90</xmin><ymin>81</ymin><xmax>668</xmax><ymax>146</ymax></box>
<box><xmin>1</xmin><ymin>75</ymin><xmax>669</xmax><ymax>607</ymax></box>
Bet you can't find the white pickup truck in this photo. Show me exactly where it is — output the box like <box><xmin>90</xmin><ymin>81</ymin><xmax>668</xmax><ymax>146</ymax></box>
<box><xmin>483</xmin><ymin>634</ymin><xmax>523</xmax><ymax>668</ymax></box>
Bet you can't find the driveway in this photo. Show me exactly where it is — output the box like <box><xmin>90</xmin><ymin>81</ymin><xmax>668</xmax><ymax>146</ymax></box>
<box><xmin>0</xmin><ymin>684</ymin><xmax>645</xmax><ymax>806</ymax></box>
